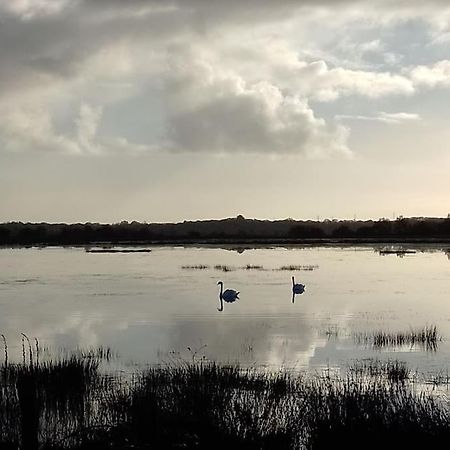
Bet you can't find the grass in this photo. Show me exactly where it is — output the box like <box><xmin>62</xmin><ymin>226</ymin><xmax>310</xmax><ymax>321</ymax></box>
<box><xmin>180</xmin><ymin>264</ymin><xmax>237</xmax><ymax>271</ymax></box>
<box><xmin>0</xmin><ymin>355</ymin><xmax>101</xmax><ymax>448</ymax></box>
<box><xmin>243</xmin><ymin>264</ymin><xmax>265</xmax><ymax>270</ymax></box>
<box><xmin>214</xmin><ymin>264</ymin><xmax>235</xmax><ymax>272</ymax></box>
<box><xmin>347</xmin><ymin>359</ymin><xmax>411</xmax><ymax>383</ymax></box>
<box><xmin>180</xmin><ymin>263</ymin><xmax>318</xmax><ymax>271</ymax></box>
<box><xmin>320</xmin><ymin>326</ymin><xmax>341</xmax><ymax>340</ymax></box>
<box><xmin>354</xmin><ymin>326</ymin><xmax>440</xmax><ymax>351</ymax></box>
<box><xmin>1</xmin><ymin>347</ymin><xmax>450</xmax><ymax>449</ymax></box>
<box><xmin>277</xmin><ymin>265</ymin><xmax>318</xmax><ymax>271</ymax></box>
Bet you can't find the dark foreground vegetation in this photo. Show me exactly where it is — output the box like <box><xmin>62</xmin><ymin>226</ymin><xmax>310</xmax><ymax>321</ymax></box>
<box><xmin>2</xmin><ymin>215</ymin><xmax>450</xmax><ymax>246</ymax></box>
<box><xmin>1</xmin><ymin>351</ymin><xmax>450</xmax><ymax>449</ymax></box>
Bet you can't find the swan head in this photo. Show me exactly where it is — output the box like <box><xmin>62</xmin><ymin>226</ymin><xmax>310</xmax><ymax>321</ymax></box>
<box><xmin>217</xmin><ymin>281</ymin><xmax>223</xmax><ymax>285</ymax></box>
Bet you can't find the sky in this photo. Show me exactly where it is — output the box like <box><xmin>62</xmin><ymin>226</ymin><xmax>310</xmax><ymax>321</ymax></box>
<box><xmin>1</xmin><ymin>0</ymin><xmax>450</xmax><ymax>223</ymax></box>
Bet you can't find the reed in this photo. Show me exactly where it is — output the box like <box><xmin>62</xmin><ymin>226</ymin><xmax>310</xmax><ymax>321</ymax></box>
<box><xmin>277</xmin><ymin>265</ymin><xmax>318</xmax><ymax>271</ymax></box>
<box><xmin>354</xmin><ymin>326</ymin><xmax>440</xmax><ymax>351</ymax></box>
<box><xmin>1</xmin><ymin>352</ymin><xmax>450</xmax><ymax>449</ymax></box>
<box><xmin>243</xmin><ymin>264</ymin><xmax>265</xmax><ymax>270</ymax></box>
<box><xmin>0</xmin><ymin>353</ymin><xmax>101</xmax><ymax>448</ymax></box>
<box><xmin>181</xmin><ymin>263</ymin><xmax>268</xmax><ymax>271</ymax></box>
<box><xmin>214</xmin><ymin>264</ymin><xmax>235</xmax><ymax>272</ymax></box>
<box><xmin>347</xmin><ymin>359</ymin><xmax>410</xmax><ymax>383</ymax></box>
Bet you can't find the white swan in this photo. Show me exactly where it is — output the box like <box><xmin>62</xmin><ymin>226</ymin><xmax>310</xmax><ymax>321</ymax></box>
<box><xmin>217</xmin><ymin>281</ymin><xmax>239</xmax><ymax>311</ymax></box>
<box><xmin>292</xmin><ymin>276</ymin><xmax>305</xmax><ymax>303</ymax></box>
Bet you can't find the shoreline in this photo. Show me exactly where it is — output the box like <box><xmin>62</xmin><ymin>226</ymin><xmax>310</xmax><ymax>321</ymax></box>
<box><xmin>2</xmin><ymin>237</ymin><xmax>450</xmax><ymax>249</ymax></box>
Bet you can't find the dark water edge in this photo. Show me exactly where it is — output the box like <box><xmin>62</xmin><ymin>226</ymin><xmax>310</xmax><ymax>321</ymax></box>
<box><xmin>2</xmin><ymin>238</ymin><xmax>450</xmax><ymax>251</ymax></box>
<box><xmin>2</xmin><ymin>354</ymin><xmax>450</xmax><ymax>449</ymax></box>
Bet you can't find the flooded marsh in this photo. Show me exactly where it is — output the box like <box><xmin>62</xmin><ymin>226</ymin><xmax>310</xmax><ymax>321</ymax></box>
<box><xmin>1</xmin><ymin>244</ymin><xmax>450</xmax><ymax>448</ymax></box>
<box><xmin>0</xmin><ymin>245</ymin><xmax>449</xmax><ymax>374</ymax></box>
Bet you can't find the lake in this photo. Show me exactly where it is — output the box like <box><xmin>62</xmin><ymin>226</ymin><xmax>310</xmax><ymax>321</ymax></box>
<box><xmin>1</xmin><ymin>245</ymin><xmax>449</xmax><ymax>375</ymax></box>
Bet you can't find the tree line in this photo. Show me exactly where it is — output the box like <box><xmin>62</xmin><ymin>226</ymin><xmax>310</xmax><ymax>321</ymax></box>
<box><xmin>1</xmin><ymin>216</ymin><xmax>450</xmax><ymax>245</ymax></box>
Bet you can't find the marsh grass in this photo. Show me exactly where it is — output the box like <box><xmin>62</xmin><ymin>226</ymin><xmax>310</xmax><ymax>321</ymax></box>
<box><xmin>214</xmin><ymin>264</ymin><xmax>265</xmax><ymax>271</ymax></box>
<box><xmin>181</xmin><ymin>263</ymin><xmax>318</xmax><ymax>272</ymax></box>
<box><xmin>277</xmin><ymin>265</ymin><xmax>318</xmax><ymax>271</ymax></box>
<box><xmin>320</xmin><ymin>326</ymin><xmax>341</xmax><ymax>340</ymax></box>
<box><xmin>181</xmin><ymin>264</ymin><xmax>237</xmax><ymax>271</ymax></box>
<box><xmin>0</xmin><ymin>355</ymin><xmax>101</xmax><ymax>448</ymax></box>
<box><xmin>1</xmin><ymin>344</ymin><xmax>450</xmax><ymax>449</ymax></box>
<box><xmin>214</xmin><ymin>264</ymin><xmax>235</xmax><ymax>272</ymax></box>
<box><xmin>347</xmin><ymin>359</ymin><xmax>410</xmax><ymax>383</ymax></box>
<box><xmin>182</xmin><ymin>264</ymin><xmax>263</xmax><ymax>271</ymax></box>
<box><xmin>354</xmin><ymin>326</ymin><xmax>440</xmax><ymax>351</ymax></box>
<box><xmin>243</xmin><ymin>264</ymin><xmax>265</xmax><ymax>270</ymax></box>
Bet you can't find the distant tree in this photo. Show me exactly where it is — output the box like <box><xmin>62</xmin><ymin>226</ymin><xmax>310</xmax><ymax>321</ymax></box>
<box><xmin>0</xmin><ymin>225</ymin><xmax>11</xmax><ymax>244</ymax></box>
<box><xmin>289</xmin><ymin>225</ymin><xmax>326</xmax><ymax>238</ymax></box>
<box><xmin>332</xmin><ymin>225</ymin><xmax>353</xmax><ymax>238</ymax></box>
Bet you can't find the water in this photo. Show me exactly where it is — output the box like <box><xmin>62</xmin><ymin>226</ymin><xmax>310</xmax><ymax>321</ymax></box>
<box><xmin>0</xmin><ymin>245</ymin><xmax>449</xmax><ymax>374</ymax></box>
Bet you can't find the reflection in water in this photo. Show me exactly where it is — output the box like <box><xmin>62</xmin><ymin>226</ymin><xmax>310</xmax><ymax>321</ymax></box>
<box><xmin>378</xmin><ymin>247</ymin><xmax>416</xmax><ymax>257</ymax></box>
<box><xmin>292</xmin><ymin>276</ymin><xmax>305</xmax><ymax>303</ymax></box>
<box><xmin>217</xmin><ymin>281</ymin><xmax>240</xmax><ymax>312</ymax></box>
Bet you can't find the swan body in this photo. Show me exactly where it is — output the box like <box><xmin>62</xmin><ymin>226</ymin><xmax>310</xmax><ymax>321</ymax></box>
<box><xmin>292</xmin><ymin>276</ymin><xmax>305</xmax><ymax>294</ymax></box>
<box><xmin>217</xmin><ymin>281</ymin><xmax>239</xmax><ymax>311</ymax></box>
<box><xmin>292</xmin><ymin>276</ymin><xmax>305</xmax><ymax>303</ymax></box>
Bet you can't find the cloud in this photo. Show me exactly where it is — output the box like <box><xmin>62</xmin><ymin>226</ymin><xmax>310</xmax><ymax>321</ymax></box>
<box><xmin>0</xmin><ymin>102</ymin><xmax>150</xmax><ymax>155</ymax></box>
<box><xmin>0</xmin><ymin>0</ymin><xmax>449</xmax><ymax>157</ymax></box>
<box><xmin>336</xmin><ymin>111</ymin><xmax>421</xmax><ymax>124</ymax></box>
<box><xmin>162</xmin><ymin>55</ymin><xmax>351</xmax><ymax>156</ymax></box>
<box><xmin>0</xmin><ymin>106</ymin><xmax>80</xmax><ymax>154</ymax></box>
<box><xmin>0</xmin><ymin>0</ymin><xmax>72</xmax><ymax>19</ymax></box>
<box><xmin>76</xmin><ymin>103</ymin><xmax>103</xmax><ymax>154</ymax></box>
<box><xmin>293</xmin><ymin>61</ymin><xmax>415</xmax><ymax>101</ymax></box>
<box><xmin>410</xmin><ymin>60</ymin><xmax>450</xmax><ymax>87</ymax></box>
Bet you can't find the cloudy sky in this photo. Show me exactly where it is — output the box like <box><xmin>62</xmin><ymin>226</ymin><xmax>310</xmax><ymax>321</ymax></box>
<box><xmin>1</xmin><ymin>0</ymin><xmax>450</xmax><ymax>223</ymax></box>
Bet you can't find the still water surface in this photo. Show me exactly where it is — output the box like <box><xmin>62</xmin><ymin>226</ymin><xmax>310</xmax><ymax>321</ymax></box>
<box><xmin>1</xmin><ymin>246</ymin><xmax>449</xmax><ymax>373</ymax></box>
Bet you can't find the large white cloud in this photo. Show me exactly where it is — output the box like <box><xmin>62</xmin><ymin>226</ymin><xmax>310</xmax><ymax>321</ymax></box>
<box><xmin>163</xmin><ymin>56</ymin><xmax>350</xmax><ymax>156</ymax></box>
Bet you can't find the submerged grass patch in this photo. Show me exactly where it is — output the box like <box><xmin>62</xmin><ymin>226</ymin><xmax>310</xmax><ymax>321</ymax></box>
<box><xmin>180</xmin><ymin>263</ymin><xmax>318</xmax><ymax>272</ymax></box>
<box><xmin>347</xmin><ymin>359</ymin><xmax>410</xmax><ymax>383</ymax></box>
<box><xmin>214</xmin><ymin>264</ymin><xmax>235</xmax><ymax>272</ymax></box>
<box><xmin>354</xmin><ymin>326</ymin><xmax>440</xmax><ymax>351</ymax></box>
<box><xmin>181</xmin><ymin>264</ymin><xmax>210</xmax><ymax>269</ymax></box>
<box><xmin>277</xmin><ymin>265</ymin><xmax>319</xmax><ymax>271</ymax></box>
<box><xmin>243</xmin><ymin>264</ymin><xmax>265</xmax><ymax>270</ymax></box>
<box><xmin>1</xmin><ymin>350</ymin><xmax>450</xmax><ymax>449</ymax></box>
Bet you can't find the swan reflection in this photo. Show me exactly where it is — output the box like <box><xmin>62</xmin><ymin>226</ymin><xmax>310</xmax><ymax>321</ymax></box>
<box><xmin>217</xmin><ymin>281</ymin><xmax>239</xmax><ymax>311</ymax></box>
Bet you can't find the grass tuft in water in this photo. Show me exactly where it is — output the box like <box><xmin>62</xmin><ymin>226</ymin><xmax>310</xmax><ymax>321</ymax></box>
<box><xmin>243</xmin><ymin>264</ymin><xmax>265</xmax><ymax>270</ymax></box>
<box><xmin>354</xmin><ymin>326</ymin><xmax>440</xmax><ymax>351</ymax></box>
<box><xmin>277</xmin><ymin>265</ymin><xmax>318</xmax><ymax>271</ymax></box>
<box><xmin>213</xmin><ymin>264</ymin><xmax>235</xmax><ymax>272</ymax></box>
<box><xmin>347</xmin><ymin>359</ymin><xmax>410</xmax><ymax>383</ymax></box>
